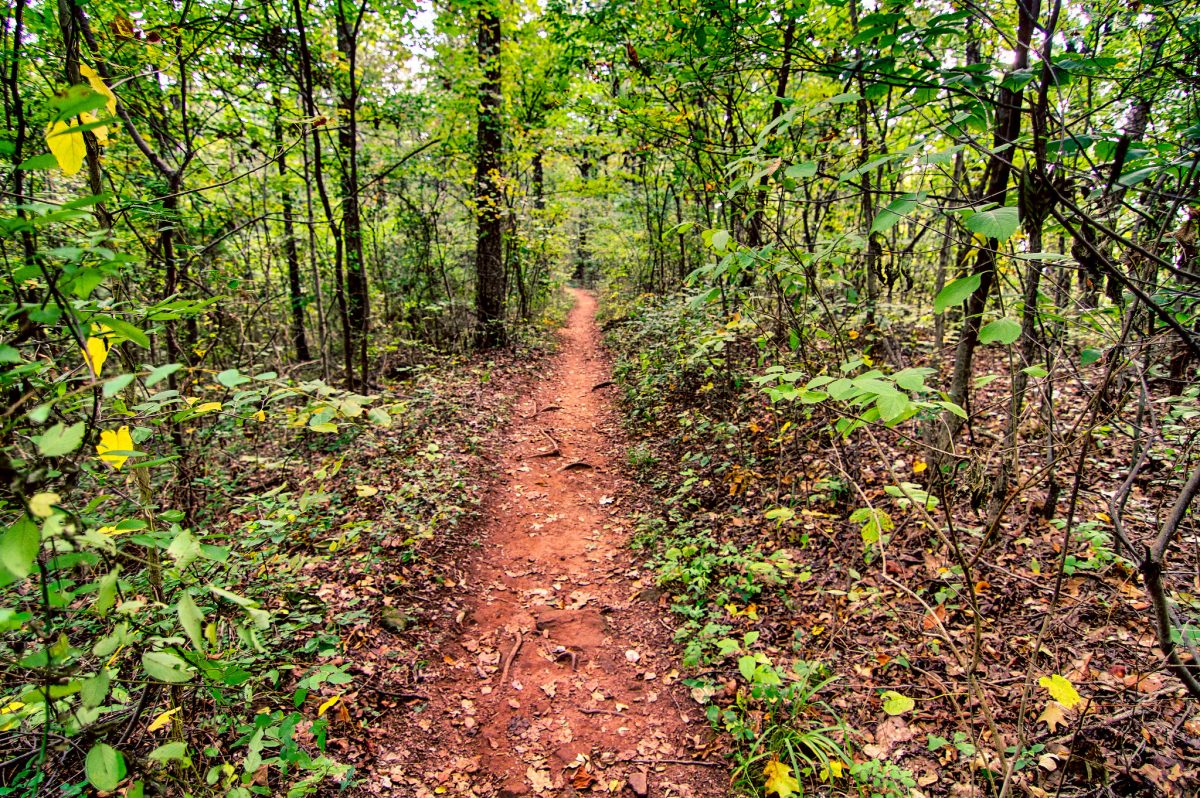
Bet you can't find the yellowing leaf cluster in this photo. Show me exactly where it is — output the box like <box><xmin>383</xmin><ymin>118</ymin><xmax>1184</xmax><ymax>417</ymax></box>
<box><xmin>45</xmin><ymin>66</ymin><xmax>118</xmax><ymax>176</ymax></box>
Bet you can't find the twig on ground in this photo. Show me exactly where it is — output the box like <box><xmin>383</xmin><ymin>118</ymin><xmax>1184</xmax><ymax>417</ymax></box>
<box><xmin>499</xmin><ymin>631</ymin><xmax>524</xmax><ymax>688</ymax></box>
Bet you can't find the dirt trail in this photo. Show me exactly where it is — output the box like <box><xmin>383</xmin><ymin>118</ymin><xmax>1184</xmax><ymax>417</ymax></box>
<box><xmin>397</xmin><ymin>289</ymin><xmax>724</xmax><ymax>797</ymax></box>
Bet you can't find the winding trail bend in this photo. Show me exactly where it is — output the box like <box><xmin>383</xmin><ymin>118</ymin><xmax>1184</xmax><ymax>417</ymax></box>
<box><xmin>399</xmin><ymin>289</ymin><xmax>725</xmax><ymax>797</ymax></box>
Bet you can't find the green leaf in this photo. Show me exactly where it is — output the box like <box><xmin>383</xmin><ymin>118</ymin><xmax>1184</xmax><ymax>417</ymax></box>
<box><xmin>978</xmin><ymin>317</ymin><xmax>1022</xmax><ymax>345</ymax></box>
<box><xmin>89</xmin><ymin>315</ymin><xmax>150</xmax><ymax>348</ymax></box>
<box><xmin>875</xmin><ymin>392</ymin><xmax>910</xmax><ymax>423</ymax></box>
<box><xmin>1022</xmin><ymin>365</ymin><xmax>1049</xmax><ymax>377</ymax></box>
<box><xmin>145</xmin><ymin>363</ymin><xmax>182</xmax><ymax>386</ymax></box>
<box><xmin>148</xmin><ymin>741</ymin><xmax>190</xmax><ymax>764</ymax></box>
<box><xmin>35</xmin><ymin>422</ymin><xmax>85</xmax><ymax>456</ymax></box>
<box><xmin>103</xmin><ymin>374</ymin><xmax>137</xmax><ymax>398</ymax></box>
<box><xmin>1</xmin><ymin>515</ymin><xmax>40</xmax><ymax>579</ymax></box>
<box><xmin>870</xmin><ymin>195</ymin><xmax>920</xmax><ymax>234</ymax></box>
<box><xmin>710</xmin><ymin>229</ymin><xmax>731</xmax><ymax>252</ymax></box>
<box><xmin>82</xmin><ymin>670</ymin><xmax>110</xmax><ymax>709</ymax></box>
<box><xmin>86</xmin><ymin>743</ymin><xmax>126</xmax><ymax>792</ymax></box>
<box><xmin>1080</xmin><ymin>348</ymin><xmax>1102</xmax><ymax>366</ymax></box>
<box><xmin>785</xmin><ymin>162</ymin><xmax>817</xmax><ymax>179</ymax></box>
<box><xmin>177</xmin><ymin>592</ymin><xmax>206</xmax><ymax>652</ymax></box>
<box><xmin>19</xmin><ymin>153</ymin><xmax>60</xmax><ymax>171</ymax></box>
<box><xmin>881</xmin><ymin>690</ymin><xmax>915</xmax><ymax>715</ymax></box>
<box><xmin>965</xmin><ymin>206</ymin><xmax>1020</xmax><ymax>241</ymax></box>
<box><xmin>216</xmin><ymin>369</ymin><xmax>251</xmax><ymax>388</ymax></box>
<box><xmin>738</xmin><ymin>655</ymin><xmax>757</xmax><ymax>682</ymax></box>
<box><xmin>142</xmin><ymin>651</ymin><xmax>195</xmax><ymax>683</ymax></box>
<box><xmin>934</xmin><ymin>273</ymin><xmax>981</xmax><ymax>313</ymax></box>
<box><xmin>94</xmin><ymin>568</ymin><xmax>119</xmax><ymax>616</ymax></box>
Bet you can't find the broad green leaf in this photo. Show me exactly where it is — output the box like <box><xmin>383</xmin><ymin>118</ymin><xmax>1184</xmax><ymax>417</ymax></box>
<box><xmin>142</xmin><ymin>651</ymin><xmax>195</xmax><ymax>683</ymax></box>
<box><xmin>35</xmin><ymin>422</ymin><xmax>85</xmax><ymax>457</ymax></box>
<box><xmin>94</xmin><ymin>568</ymin><xmax>119</xmax><ymax>616</ymax></box>
<box><xmin>978</xmin><ymin>317</ymin><xmax>1022</xmax><ymax>345</ymax></box>
<box><xmin>177</xmin><ymin>591</ymin><xmax>206</xmax><ymax>652</ymax></box>
<box><xmin>82</xmin><ymin>670</ymin><xmax>110</xmax><ymax>709</ymax></box>
<box><xmin>738</xmin><ymin>655</ymin><xmax>757</xmax><ymax>682</ymax></box>
<box><xmin>148</xmin><ymin>742</ymin><xmax>189</xmax><ymax>764</ymax></box>
<box><xmin>1</xmin><ymin>516</ymin><xmax>40</xmax><ymax>579</ymax></box>
<box><xmin>86</xmin><ymin>743</ymin><xmax>126</xmax><ymax>791</ymax></box>
<box><xmin>216</xmin><ymin>369</ymin><xmax>251</xmax><ymax>388</ymax></box>
<box><xmin>710</xmin><ymin>229</ymin><xmax>731</xmax><ymax>252</ymax></box>
<box><xmin>965</xmin><ymin>206</ymin><xmax>1020</xmax><ymax>241</ymax></box>
<box><xmin>784</xmin><ymin>162</ymin><xmax>816</xmax><ymax>179</ymax></box>
<box><xmin>875</xmin><ymin>392</ymin><xmax>910</xmax><ymax>422</ymax></box>
<box><xmin>881</xmin><ymin>690</ymin><xmax>915</xmax><ymax>715</ymax></box>
<box><xmin>934</xmin><ymin>273</ymin><xmax>981</xmax><ymax>313</ymax></box>
<box><xmin>1080</xmin><ymin>348</ymin><xmax>1102</xmax><ymax>366</ymax></box>
<box><xmin>870</xmin><ymin>195</ymin><xmax>920</xmax><ymax>234</ymax></box>
<box><xmin>145</xmin><ymin>363</ymin><xmax>182</xmax><ymax>386</ymax></box>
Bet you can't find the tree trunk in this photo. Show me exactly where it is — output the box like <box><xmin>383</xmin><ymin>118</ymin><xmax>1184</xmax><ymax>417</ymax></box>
<box><xmin>473</xmin><ymin>3</ymin><xmax>506</xmax><ymax>348</ymax></box>
<box><xmin>945</xmin><ymin>0</ymin><xmax>1040</xmax><ymax>434</ymax></box>
<box><xmin>337</xmin><ymin>0</ymin><xmax>369</xmax><ymax>387</ymax></box>
<box><xmin>274</xmin><ymin>97</ymin><xmax>311</xmax><ymax>362</ymax></box>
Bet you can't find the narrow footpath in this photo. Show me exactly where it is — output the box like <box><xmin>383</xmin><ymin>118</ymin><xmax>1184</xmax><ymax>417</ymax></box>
<box><xmin>380</xmin><ymin>289</ymin><xmax>725</xmax><ymax>797</ymax></box>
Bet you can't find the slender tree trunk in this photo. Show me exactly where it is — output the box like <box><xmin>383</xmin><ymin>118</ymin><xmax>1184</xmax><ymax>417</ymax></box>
<box><xmin>746</xmin><ymin>17</ymin><xmax>794</xmax><ymax>250</ymax></box>
<box><xmin>473</xmin><ymin>2</ymin><xmax>506</xmax><ymax>348</ymax></box>
<box><xmin>945</xmin><ymin>0</ymin><xmax>1040</xmax><ymax>434</ymax></box>
<box><xmin>293</xmin><ymin>0</ymin><xmax>348</xmax><ymax>383</ymax></box>
<box><xmin>274</xmin><ymin>97</ymin><xmax>311</xmax><ymax>362</ymax></box>
<box><xmin>336</xmin><ymin>0</ymin><xmax>369</xmax><ymax>387</ymax></box>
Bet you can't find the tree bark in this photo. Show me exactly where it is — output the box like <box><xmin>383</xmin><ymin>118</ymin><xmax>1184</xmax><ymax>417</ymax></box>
<box><xmin>473</xmin><ymin>2</ymin><xmax>506</xmax><ymax>348</ymax></box>
<box><xmin>273</xmin><ymin>96</ymin><xmax>311</xmax><ymax>362</ymax></box>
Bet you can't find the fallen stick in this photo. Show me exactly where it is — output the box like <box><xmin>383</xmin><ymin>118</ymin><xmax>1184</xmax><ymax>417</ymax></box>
<box><xmin>579</xmin><ymin>708</ymin><xmax>624</xmax><ymax>717</ymax></box>
<box><xmin>621</xmin><ymin>758</ymin><xmax>722</xmax><ymax>768</ymax></box>
<box><xmin>499</xmin><ymin>631</ymin><xmax>523</xmax><ymax>688</ymax></box>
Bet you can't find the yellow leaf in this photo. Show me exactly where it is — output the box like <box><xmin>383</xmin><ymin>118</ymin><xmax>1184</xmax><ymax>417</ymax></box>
<box><xmin>253</xmin><ymin>410</ymin><xmax>266</xmax><ymax>422</ymax></box>
<box><xmin>80</xmin><ymin>65</ymin><xmax>118</xmax><ymax>114</ymax></box>
<box><xmin>147</xmin><ymin>706</ymin><xmax>181</xmax><ymax>732</ymax></box>
<box><xmin>193</xmin><ymin>402</ymin><xmax>222</xmax><ymax>414</ymax></box>
<box><xmin>97</xmin><ymin>525</ymin><xmax>120</xmax><ymax>536</ymax></box>
<box><xmin>79</xmin><ymin>112</ymin><xmax>109</xmax><ymax>146</ymax></box>
<box><xmin>97</xmin><ymin>425</ymin><xmax>134</xmax><ymax>470</ymax></box>
<box><xmin>46</xmin><ymin>119</ymin><xmax>85</xmax><ymax>175</ymax></box>
<box><xmin>1</xmin><ymin>701</ymin><xmax>25</xmax><ymax>714</ymax></box>
<box><xmin>30</xmin><ymin>492</ymin><xmax>60</xmax><ymax>518</ymax></box>
<box><xmin>83</xmin><ymin>336</ymin><xmax>109</xmax><ymax>377</ymax></box>
<box><xmin>317</xmin><ymin>695</ymin><xmax>341</xmax><ymax>717</ymax></box>
<box><xmin>913</xmin><ymin>459</ymin><xmax>927</xmax><ymax>474</ymax></box>
<box><xmin>355</xmin><ymin>485</ymin><xmax>379</xmax><ymax>497</ymax></box>
<box><xmin>763</xmin><ymin>758</ymin><xmax>800</xmax><ymax>798</ymax></box>
<box><xmin>819</xmin><ymin>759</ymin><xmax>846</xmax><ymax>781</ymax></box>
<box><xmin>848</xmin><ymin>329</ymin><xmax>859</xmax><ymax>339</ymax></box>
<box><xmin>1038</xmin><ymin>674</ymin><xmax>1082</xmax><ymax>709</ymax></box>
<box><xmin>1037</xmin><ymin>701</ymin><xmax>1069</xmax><ymax>732</ymax></box>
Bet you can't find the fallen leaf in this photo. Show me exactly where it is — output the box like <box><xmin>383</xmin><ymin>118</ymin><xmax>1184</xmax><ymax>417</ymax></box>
<box><xmin>1037</xmin><ymin>701</ymin><xmax>1069</xmax><ymax>732</ymax></box>
<box><xmin>147</xmin><ymin>706</ymin><xmax>181</xmax><ymax>732</ymax></box>
<box><xmin>881</xmin><ymin>690</ymin><xmax>915</xmax><ymax>715</ymax></box>
<box><xmin>763</xmin><ymin>758</ymin><xmax>800</xmax><ymax>797</ymax></box>
<box><xmin>1038</xmin><ymin>674</ymin><xmax>1082</xmax><ymax>709</ymax></box>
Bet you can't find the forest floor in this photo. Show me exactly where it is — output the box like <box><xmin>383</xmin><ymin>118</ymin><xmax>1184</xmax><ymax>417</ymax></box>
<box><xmin>361</xmin><ymin>289</ymin><xmax>726</xmax><ymax>797</ymax></box>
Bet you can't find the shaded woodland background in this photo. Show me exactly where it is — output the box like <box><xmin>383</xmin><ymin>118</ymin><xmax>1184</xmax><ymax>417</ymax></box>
<box><xmin>1</xmin><ymin>0</ymin><xmax>1198</xmax><ymax>795</ymax></box>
